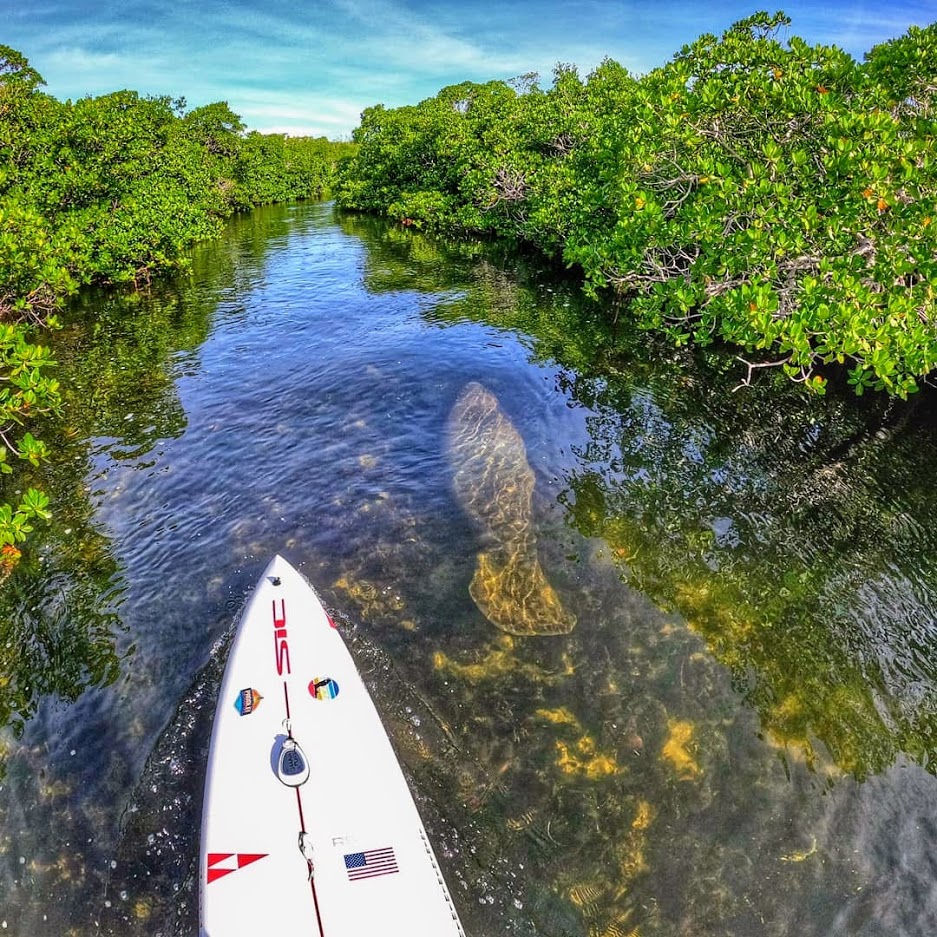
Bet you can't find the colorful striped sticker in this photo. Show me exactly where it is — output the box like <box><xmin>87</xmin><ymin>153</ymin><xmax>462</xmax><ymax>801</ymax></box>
<box><xmin>309</xmin><ymin>677</ymin><xmax>339</xmax><ymax>700</ymax></box>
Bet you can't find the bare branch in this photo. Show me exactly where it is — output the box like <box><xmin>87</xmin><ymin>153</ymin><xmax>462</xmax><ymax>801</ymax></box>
<box><xmin>731</xmin><ymin>356</ymin><xmax>791</xmax><ymax>392</ymax></box>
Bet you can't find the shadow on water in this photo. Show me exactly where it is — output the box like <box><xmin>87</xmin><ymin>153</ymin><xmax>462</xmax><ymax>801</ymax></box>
<box><xmin>1</xmin><ymin>201</ymin><xmax>937</xmax><ymax>935</ymax></box>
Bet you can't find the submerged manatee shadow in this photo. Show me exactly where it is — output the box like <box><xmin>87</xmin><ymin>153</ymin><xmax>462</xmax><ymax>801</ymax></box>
<box><xmin>446</xmin><ymin>382</ymin><xmax>575</xmax><ymax>636</ymax></box>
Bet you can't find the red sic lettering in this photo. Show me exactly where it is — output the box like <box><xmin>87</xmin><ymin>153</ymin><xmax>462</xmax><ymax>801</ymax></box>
<box><xmin>272</xmin><ymin>599</ymin><xmax>290</xmax><ymax>675</ymax></box>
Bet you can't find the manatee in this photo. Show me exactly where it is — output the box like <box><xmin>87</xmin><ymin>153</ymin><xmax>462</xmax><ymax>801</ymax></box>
<box><xmin>446</xmin><ymin>382</ymin><xmax>575</xmax><ymax>635</ymax></box>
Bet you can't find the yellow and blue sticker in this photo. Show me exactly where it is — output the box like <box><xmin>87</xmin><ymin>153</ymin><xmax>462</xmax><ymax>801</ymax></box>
<box><xmin>309</xmin><ymin>677</ymin><xmax>339</xmax><ymax>700</ymax></box>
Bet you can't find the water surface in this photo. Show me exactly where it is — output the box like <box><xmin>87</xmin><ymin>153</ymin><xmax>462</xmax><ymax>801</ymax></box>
<box><xmin>2</xmin><ymin>201</ymin><xmax>937</xmax><ymax>936</ymax></box>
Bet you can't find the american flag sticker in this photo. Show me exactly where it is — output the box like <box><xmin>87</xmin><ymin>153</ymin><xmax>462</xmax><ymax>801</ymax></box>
<box><xmin>344</xmin><ymin>846</ymin><xmax>399</xmax><ymax>881</ymax></box>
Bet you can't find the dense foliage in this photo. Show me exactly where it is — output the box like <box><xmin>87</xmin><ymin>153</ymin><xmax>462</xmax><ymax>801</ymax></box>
<box><xmin>337</xmin><ymin>12</ymin><xmax>937</xmax><ymax>399</ymax></box>
<box><xmin>0</xmin><ymin>46</ymin><xmax>354</xmax><ymax>563</ymax></box>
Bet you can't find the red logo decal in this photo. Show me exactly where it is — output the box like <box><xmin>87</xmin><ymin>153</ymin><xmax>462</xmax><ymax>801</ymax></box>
<box><xmin>272</xmin><ymin>598</ymin><xmax>290</xmax><ymax>675</ymax></box>
<box><xmin>207</xmin><ymin>852</ymin><xmax>268</xmax><ymax>883</ymax></box>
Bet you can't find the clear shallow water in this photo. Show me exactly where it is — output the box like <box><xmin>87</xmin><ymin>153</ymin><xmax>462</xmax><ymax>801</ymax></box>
<box><xmin>1</xmin><ymin>202</ymin><xmax>937</xmax><ymax>934</ymax></box>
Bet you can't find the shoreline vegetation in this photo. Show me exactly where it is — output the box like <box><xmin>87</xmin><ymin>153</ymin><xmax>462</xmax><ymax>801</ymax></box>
<box><xmin>1</xmin><ymin>9</ymin><xmax>935</xmax><ymax>563</ymax></box>
<box><xmin>335</xmin><ymin>12</ymin><xmax>936</xmax><ymax>398</ymax></box>
<box><xmin>0</xmin><ymin>45</ymin><xmax>354</xmax><ymax>566</ymax></box>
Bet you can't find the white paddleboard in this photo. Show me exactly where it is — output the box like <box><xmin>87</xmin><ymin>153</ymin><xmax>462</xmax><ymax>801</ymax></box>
<box><xmin>200</xmin><ymin>555</ymin><xmax>466</xmax><ymax>936</ymax></box>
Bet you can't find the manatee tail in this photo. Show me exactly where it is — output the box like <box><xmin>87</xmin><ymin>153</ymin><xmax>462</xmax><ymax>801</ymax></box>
<box><xmin>469</xmin><ymin>550</ymin><xmax>575</xmax><ymax>636</ymax></box>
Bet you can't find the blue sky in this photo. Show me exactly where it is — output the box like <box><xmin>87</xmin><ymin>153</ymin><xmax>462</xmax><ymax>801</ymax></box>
<box><xmin>4</xmin><ymin>1</ymin><xmax>934</xmax><ymax>138</ymax></box>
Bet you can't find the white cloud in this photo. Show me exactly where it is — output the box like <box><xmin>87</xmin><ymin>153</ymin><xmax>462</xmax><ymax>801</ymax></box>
<box><xmin>330</xmin><ymin>0</ymin><xmax>530</xmax><ymax>75</ymax></box>
<box><xmin>230</xmin><ymin>89</ymin><xmax>366</xmax><ymax>136</ymax></box>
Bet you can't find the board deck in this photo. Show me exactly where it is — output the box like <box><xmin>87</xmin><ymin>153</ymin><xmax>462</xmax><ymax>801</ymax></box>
<box><xmin>200</xmin><ymin>555</ymin><xmax>466</xmax><ymax>936</ymax></box>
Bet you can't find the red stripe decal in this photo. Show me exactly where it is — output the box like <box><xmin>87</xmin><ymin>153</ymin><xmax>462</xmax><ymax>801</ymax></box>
<box><xmin>206</xmin><ymin>853</ymin><xmax>269</xmax><ymax>884</ymax></box>
<box><xmin>295</xmin><ymin>786</ymin><xmax>307</xmax><ymax>833</ymax></box>
<box><xmin>237</xmin><ymin>853</ymin><xmax>268</xmax><ymax>869</ymax></box>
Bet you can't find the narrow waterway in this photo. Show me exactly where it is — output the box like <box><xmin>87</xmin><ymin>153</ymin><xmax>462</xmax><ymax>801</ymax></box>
<box><xmin>2</xmin><ymin>200</ymin><xmax>937</xmax><ymax>936</ymax></box>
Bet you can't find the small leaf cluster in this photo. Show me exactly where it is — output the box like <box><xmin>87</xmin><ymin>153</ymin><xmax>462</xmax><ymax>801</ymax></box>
<box><xmin>337</xmin><ymin>13</ymin><xmax>937</xmax><ymax>398</ymax></box>
<box><xmin>0</xmin><ymin>487</ymin><xmax>50</xmax><ymax>550</ymax></box>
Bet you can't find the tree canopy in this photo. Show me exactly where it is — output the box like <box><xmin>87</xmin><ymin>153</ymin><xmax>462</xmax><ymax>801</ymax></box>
<box><xmin>337</xmin><ymin>13</ymin><xmax>937</xmax><ymax>399</ymax></box>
